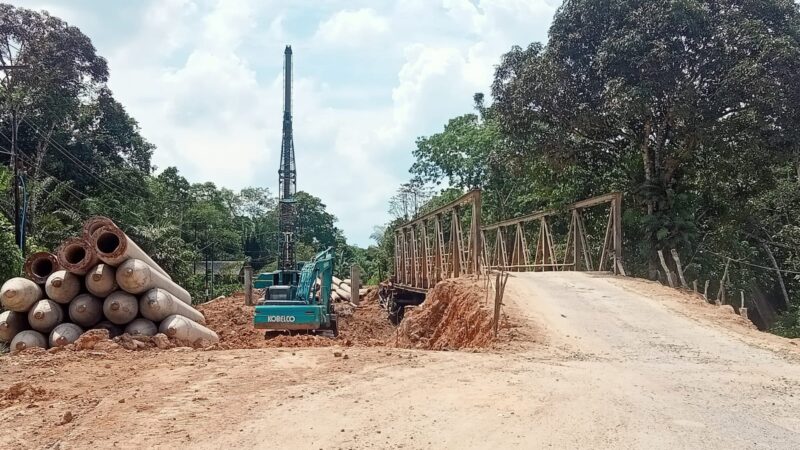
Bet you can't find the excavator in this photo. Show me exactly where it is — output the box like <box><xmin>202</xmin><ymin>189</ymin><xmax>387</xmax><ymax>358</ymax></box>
<box><xmin>252</xmin><ymin>46</ymin><xmax>338</xmax><ymax>336</ymax></box>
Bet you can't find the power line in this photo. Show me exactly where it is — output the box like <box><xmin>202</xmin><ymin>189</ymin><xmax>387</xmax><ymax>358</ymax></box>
<box><xmin>700</xmin><ymin>249</ymin><xmax>800</xmax><ymax>275</ymax></box>
<box><xmin>19</xmin><ymin>118</ymin><xmax>137</xmax><ymax>199</ymax></box>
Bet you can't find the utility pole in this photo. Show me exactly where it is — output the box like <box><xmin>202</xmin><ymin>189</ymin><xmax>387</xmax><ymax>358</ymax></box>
<box><xmin>2</xmin><ymin>63</ymin><xmax>29</xmax><ymax>253</ymax></box>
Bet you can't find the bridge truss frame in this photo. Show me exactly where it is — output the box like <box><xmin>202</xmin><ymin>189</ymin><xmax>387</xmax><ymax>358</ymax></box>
<box><xmin>481</xmin><ymin>192</ymin><xmax>625</xmax><ymax>275</ymax></box>
<box><xmin>393</xmin><ymin>189</ymin><xmax>482</xmax><ymax>293</ymax></box>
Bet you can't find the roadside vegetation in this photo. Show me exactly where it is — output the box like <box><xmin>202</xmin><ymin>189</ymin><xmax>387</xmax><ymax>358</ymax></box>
<box><xmin>383</xmin><ymin>0</ymin><xmax>800</xmax><ymax>336</ymax></box>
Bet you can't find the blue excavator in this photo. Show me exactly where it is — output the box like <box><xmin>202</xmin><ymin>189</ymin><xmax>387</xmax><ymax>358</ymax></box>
<box><xmin>252</xmin><ymin>46</ymin><xmax>338</xmax><ymax>336</ymax></box>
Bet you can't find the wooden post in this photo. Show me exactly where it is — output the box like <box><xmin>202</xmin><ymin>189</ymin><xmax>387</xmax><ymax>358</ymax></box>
<box><xmin>692</xmin><ymin>279</ymin><xmax>698</xmax><ymax>293</ymax></box>
<box><xmin>612</xmin><ymin>193</ymin><xmax>624</xmax><ymax>275</ymax></box>
<box><xmin>739</xmin><ymin>290</ymin><xmax>749</xmax><ymax>320</ymax></box>
<box><xmin>670</xmin><ymin>249</ymin><xmax>688</xmax><ymax>288</ymax></box>
<box><xmin>493</xmin><ymin>272</ymin><xmax>509</xmax><ymax>337</ymax></box>
<box><xmin>716</xmin><ymin>258</ymin><xmax>731</xmax><ymax>305</ymax></box>
<box><xmin>703</xmin><ymin>280</ymin><xmax>710</xmax><ymax>301</ymax></box>
<box><xmin>243</xmin><ymin>263</ymin><xmax>253</xmax><ymax>306</ymax></box>
<box><xmin>493</xmin><ymin>273</ymin><xmax>501</xmax><ymax>335</ymax></box>
<box><xmin>657</xmin><ymin>250</ymin><xmax>675</xmax><ymax>288</ymax></box>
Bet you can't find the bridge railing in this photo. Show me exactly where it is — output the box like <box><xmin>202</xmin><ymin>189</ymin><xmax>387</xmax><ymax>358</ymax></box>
<box><xmin>481</xmin><ymin>192</ymin><xmax>625</xmax><ymax>275</ymax></box>
<box><xmin>393</xmin><ymin>189</ymin><xmax>482</xmax><ymax>293</ymax></box>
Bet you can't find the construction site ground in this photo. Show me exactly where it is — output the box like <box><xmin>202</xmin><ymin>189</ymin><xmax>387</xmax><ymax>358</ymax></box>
<box><xmin>2</xmin><ymin>272</ymin><xmax>800</xmax><ymax>449</ymax></box>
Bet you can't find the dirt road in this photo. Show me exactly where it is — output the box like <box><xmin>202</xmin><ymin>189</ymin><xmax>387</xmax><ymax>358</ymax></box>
<box><xmin>2</xmin><ymin>272</ymin><xmax>799</xmax><ymax>449</ymax></box>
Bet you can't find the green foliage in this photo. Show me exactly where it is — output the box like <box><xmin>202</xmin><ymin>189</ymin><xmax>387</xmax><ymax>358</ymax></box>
<box><xmin>390</xmin><ymin>0</ymin><xmax>800</xmax><ymax>331</ymax></box>
<box><xmin>0</xmin><ymin>4</ymin><xmax>368</xmax><ymax>304</ymax></box>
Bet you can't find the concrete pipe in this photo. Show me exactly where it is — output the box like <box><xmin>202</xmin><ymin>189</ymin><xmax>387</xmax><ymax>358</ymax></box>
<box><xmin>45</xmin><ymin>270</ymin><xmax>81</xmax><ymax>304</ymax></box>
<box><xmin>0</xmin><ymin>310</ymin><xmax>28</xmax><ymax>342</ymax></box>
<box><xmin>27</xmin><ymin>299</ymin><xmax>64</xmax><ymax>333</ymax></box>
<box><xmin>140</xmin><ymin>288</ymin><xmax>205</xmax><ymax>324</ymax></box>
<box><xmin>334</xmin><ymin>285</ymin><xmax>351</xmax><ymax>301</ymax></box>
<box><xmin>85</xmin><ymin>263</ymin><xmax>118</xmax><ymax>297</ymax></box>
<box><xmin>1</xmin><ymin>277</ymin><xmax>43</xmax><ymax>312</ymax></box>
<box><xmin>49</xmin><ymin>323</ymin><xmax>83</xmax><ymax>347</ymax></box>
<box><xmin>82</xmin><ymin>216</ymin><xmax>117</xmax><ymax>241</ymax></box>
<box><xmin>10</xmin><ymin>330</ymin><xmax>47</xmax><ymax>351</ymax></box>
<box><xmin>116</xmin><ymin>259</ymin><xmax>190</xmax><ymax>304</ymax></box>
<box><xmin>103</xmin><ymin>291</ymin><xmax>139</xmax><ymax>325</ymax></box>
<box><xmin>24</xmin><ymin>252</ymin><xmax>60</xmax><ymax>284</ymax></box>
<box><xmin>94</xmin><ymin>320</ymin><xmax>123</xmax><ymax>338</ymax></box>
<box><xmin>159</xmin><ymin>315</ymin><xmax>219</xmax><ymax>345</ymax></box>
<box><xmin>125</xmin><ymin>318</ymin><xmax>157</xmax><ymax>337</ymax></box>
<box><xmin>92</xmin><ymin>225</ymin><xmax>172</xmax><ymax>280</ymax></box>
<box><xmin>68</xmin><ymin>293</ymin><xmax>104</xmax><ymax>328</ymax></box>
<box><xmin>56</xmin><ymin>237</ymin><xmax>98</xmax><ymax>276</ymax></box>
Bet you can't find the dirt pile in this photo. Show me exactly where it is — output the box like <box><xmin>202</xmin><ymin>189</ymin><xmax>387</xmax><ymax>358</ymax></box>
<box><xmin>393</xmin><ymin>277</ymin><xmax>494</xmax><ymax>350</ymax></box>
<box><xmin>0</xmin><ymin>382</ymin><xmax>50</xmax><ymax>409</ymax></box>
<box><xmin>336</xmin><ymin>289</ymin><xmax>395</xmax><ymax>345</ymax></box>
<box><xmin>197</xmin><ymin>288</ymin><xmax>394</xmax><ymax>349</ymax></box>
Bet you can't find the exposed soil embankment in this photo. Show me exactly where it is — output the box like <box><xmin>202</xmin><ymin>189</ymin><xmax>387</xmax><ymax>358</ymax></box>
<box><xmin>393</xmin><ymin>277</ymin><xmax>494</xmax><ymax>350</ymax></box>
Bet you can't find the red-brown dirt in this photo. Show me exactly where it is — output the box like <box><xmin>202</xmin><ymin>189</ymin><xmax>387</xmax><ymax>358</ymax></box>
<box><xmin>198</xmin><ymin>288</ymin><xmax>396</xmax><ymax>349</ymax></box>
<box><xmin>392</xmin><ymin>276</ymin><xmax>496</xmax><ymax>350</ymax></box>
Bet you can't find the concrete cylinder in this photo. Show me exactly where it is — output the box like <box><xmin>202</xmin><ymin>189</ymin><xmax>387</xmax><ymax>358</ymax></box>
<box><xmin>49</xmin><ymin>323</ymin><xmax>83</xmax><ymax>347</ymax></box>
<box><xmin>27</xmin><ymin>299</ymin><xmax>64</xmax><ymax>333</ymax></box>
<box><xmin>92</xmin><ymin>225</ymin><xmax>172</xmax><ymax>280</ymax></box>
<box><xmin>94</xmin><ymin>320</ymin><xmax>123</xmax><ymax>338</ymax></box>
<box><xmin>57</xmin><ymin>237</ymin><xmax>98</xmax><ymax>276</ymax></box>
<box><xmin>140</xmin><ymin>288</ymin><xmax>205</xmax><ymax>324</ymax></box>
<box><xmin>85</xmin><ymin>263</ymin><xmax>117</xmax><ymax>297</ymax></box>
<box><xmin>68</xmin><ymin>293</ymin><xmax>103</xmax><ymax>328</ymax></box>
<box><xmin>10</xmin><ymin>330</ymin><xmax>47</xmax><ymax>351</ymax></box>
<box><xmin>24</xmin><ymin>252</ymin><xmax>60</xmax><ymax>284</ymax></box>
<box><xmin>116</xmin><ymin>259</ymin><xmax>191</xmax><ymax>304</ymax></box>
<box><xmin>0</xmin><ymin>310</ymin><xmax>28</xmax><ymax>342</ymax></box>
<box><xmin>103</xmin><ymin>291</ymin><xmax>139</xmax><ymax>325</ymax></box>
<box><xmin>125</xmin><ymin>318</ymin><xmax>157</xmax><ymax>337</ymax></box>
<box><xmin>82</xmin><ymin>216</ymin><xmax>117</xmax><ymax>241</ymax></box>
<box><xmin>1</xmin><ymin>277</ymin><xmax>43</xmax><ymax>312</ymax></box>
<box><xmin>45</xmin><ymin>270</ymin><xmax>81</xmax><ymax>304</ymax></box>
<box><xmin>159</xmin><ymin>315</ymin><xmax>219</xmax><ymax>345</ymax></box>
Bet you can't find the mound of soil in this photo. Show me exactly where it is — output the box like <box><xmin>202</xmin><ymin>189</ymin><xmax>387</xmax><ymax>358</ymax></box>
<box><xmin>393</xmin><ymin>277</ymin><xmax>494</xmax><ymax>350</ymax></box>
<box><xmin>1</xmin><ymin>382</ymin><xmax>50</xmax><ymax>409</ymax></box>
<box><xmin>198</xmin><ymin>288</ymin><xmax>395</xmax><ymax>349</ymax></box>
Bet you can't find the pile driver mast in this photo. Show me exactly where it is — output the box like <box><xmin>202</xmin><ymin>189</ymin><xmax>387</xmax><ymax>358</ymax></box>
<box><xmin>278</xmin><ymin>45</ymin><xmax>297</xmax><ymax>271</ymax></box>
<box><xmin>253</xmin><ymin>45</ymin><xmax>338</xmax><ymax>336</ymax></box>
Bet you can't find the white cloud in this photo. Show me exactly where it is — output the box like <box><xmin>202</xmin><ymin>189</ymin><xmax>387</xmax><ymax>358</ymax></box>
<box><xmin>314</xmin><ymin>8</ymin><xmax>389</xmax><ymax>46</ymax></box>
<box><xmin>38</xmin><ymin>0</ymin><xmax>558</xmax><ymax>246</ymax></box>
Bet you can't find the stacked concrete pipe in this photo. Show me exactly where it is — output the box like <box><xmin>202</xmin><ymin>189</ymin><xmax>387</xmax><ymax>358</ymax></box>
<box><xmin>24</xmin><ymin>252</ymin><xmax>60</xmax><ymax>285</ymax></box>
<box><xmin>56</xmin><ymin>237</ymin><xmax>98</xmax><ymax>276</ymax></box>
<box><xmin>1</xmin><ymin>216</ymin><xmax>217</xmax><ymax>351</ymax></box>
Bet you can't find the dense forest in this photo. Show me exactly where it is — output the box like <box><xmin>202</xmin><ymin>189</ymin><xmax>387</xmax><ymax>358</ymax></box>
<box><xmin>0</xmin><ymin>5</ymin><xmax>386</xmax><ymax>300</ymax></box>
<box><xmin>381</xmin><ymin>0</ymin><xmax>800</xmax><ymax>337</ymax></box>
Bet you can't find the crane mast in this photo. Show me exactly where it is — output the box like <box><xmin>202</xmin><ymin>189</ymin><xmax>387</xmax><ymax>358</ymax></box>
<box><xmin>278</xmin><ymin>45</ymin><xmax>297</xmax><ymax>271</ymax></box>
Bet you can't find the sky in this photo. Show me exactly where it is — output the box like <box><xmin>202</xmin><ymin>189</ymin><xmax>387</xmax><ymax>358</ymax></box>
<box><xmin>14</xmin><ymin>0</ymin><xmax>559</xmax><ymax>246</ymax></box>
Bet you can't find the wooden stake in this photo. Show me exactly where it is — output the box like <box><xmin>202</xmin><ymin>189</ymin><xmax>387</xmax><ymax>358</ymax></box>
<box><xmin>243</xmin><ymin>263</ymin><xmax>253</xmax><ymax>306</ymax></box>
<box><xmin>493</xmin><ymin>273</ymin><xmax>501</xmax><ymax>336</ymax></box>
<box><xmin>703</xmin><ymin>280</ymin><xmax>710</xmax><ymax>301</ymax></box>
<box><xmin>657</xmin><ymin>250</ymin><xmax>675</xmax><ymax>288</ymax></box>
<box><xmin>670</xmin><ymin>249</ymin><xmax>688</xmax><ymax>288</ymax></box>
<box><xmin>493</xmin><ymin>272</ymin><xmax>509</xmax><ymax>337</ymax></box>
<box><xmin>716</xmin><ymin>258</ymin><xmax>731</xmax><ymax>305</ymax></box>
<box><xmin>692</xmin><ymin>279</ymin><xmax>698</xmax><ymax>293</ymax></box>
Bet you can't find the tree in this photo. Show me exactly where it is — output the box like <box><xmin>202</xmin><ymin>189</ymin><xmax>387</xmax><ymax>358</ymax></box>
<box><xmin>492</xmin><ymin>0</ymin><xmax>800</xmax><ymax>270</ymax></box>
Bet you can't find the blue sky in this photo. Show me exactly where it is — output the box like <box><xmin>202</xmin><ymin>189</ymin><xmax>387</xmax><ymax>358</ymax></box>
<box><xmin>14</xmin><ymin>0</ymin><xmax>559</xmax><ymax>246</ymax></box>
